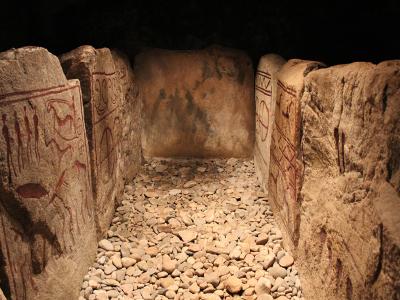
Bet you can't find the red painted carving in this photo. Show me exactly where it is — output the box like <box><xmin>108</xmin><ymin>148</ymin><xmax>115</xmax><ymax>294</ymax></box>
<box><xmin>255</xmin><ymin>98</ymin><xmax>270</xmax><ymax>142</ymax></box>
<box><xmin>44</xmin><ymin>139</ymin><xmax>72</xmax><ymax>166</ymax></box>
<box><xmin>33</xmin><ymin>106</ymin><xmax>40</xmax><ymax>161</ymax></box>
<box><xmin>24</xmin><ymin>106</ymin><xmax>33</xmax><ymax>164</ymax></box>
<box><xmin>255</xmin><ymin>70</ymin><xmax>273</xmax><ymax>168</ymax></box>
<box><xmin>99</xmin><ymin>127</ymin><xmax>115</xmax><ymax>179</ymax></box>
<box><xmin>0</xmin><ymin>83</ymin><xmax>92</xmax><ymax>300</ymax></box>
<box><xmin>74</xmin><ymin>160</ymin><xmax>86</xmax><ymax>171</ymax></box>
<box><xmin>269</xmin><ymin>79</ymin><xmax>299</xmax><ymax>243</ymax></box>
<box><xmin>255</xmin><ymin>71</ymin><xmax>272</xmax><ymax>96</ymax></box>
<box><xmin>16</xmin><ymin>183</ymin><xmax>48</xmax><ymax>199</ymax></box>
<box><xmin>14</xmin><ymin>111</ymin><xmax>24</xmax><ymax>172</ymax></box>
<box><xmin>94</xmin><ymin>78</ymin><xmax>109</xmax><ymax>116</ymax></box>
<box><xmin>46</xmin><ymin>98</ymin><xmax>77</xmax><ymax>141</ymax></box>
<box><xmin>2</xmin><ymin>113</ymin><xmax>17</xmax><ymax>182</ymax></box>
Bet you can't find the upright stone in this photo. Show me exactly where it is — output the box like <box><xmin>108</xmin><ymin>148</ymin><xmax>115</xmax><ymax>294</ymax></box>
<box><xmin>254</xmin><ymin>54</ymin><xmax>286</xmax><ymax>193</ymax></box>
<box><xmin>60</xmin><ymin>46</ymin><xmax>124</xmax><ymax>237</ymax></box>
<box><xmin>111</xmin><ymin>50</ymin><xmax>142</xmax><ymax>182</ymax></box>
<box><xmin>0</xmin><ymin>47</ymin><xmax>96</xmax><ymax>300</ymax></box>
<box><xmin>268</xmin><ymin>59</ymin><xmax>324</xmax><ymax>249</ymax></box>
<box><xmin>135</xmin><ymin>46</ymin><xmax>254</xmax><ymax>158</ymax></box>
<box><xmin>298</xmin><ymin>61</ymin><xmax>400</xmax><ymax>300</ymax></box>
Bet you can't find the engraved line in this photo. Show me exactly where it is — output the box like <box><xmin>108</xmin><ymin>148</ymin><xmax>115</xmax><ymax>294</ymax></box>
<box><xmin>0</xmin><ymin>85</ymin><xmax>80</xmax><ymax>106</ymax></box>
<box><xmin>93</xmin><ymin>106</ymin><xmax>119</xmax><ymax>125</ymax></box>
<box><xmin>0</xmin><ymin>84</ymin><xmax>66</xmax><ymax>100</ymax></box>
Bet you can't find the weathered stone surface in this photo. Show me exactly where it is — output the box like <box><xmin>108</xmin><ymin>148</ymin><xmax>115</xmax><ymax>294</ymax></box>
<box><xmin>297</xmin><ymin>61</ymin><xmax>400</xmax><ymax>300</ymax></box>
<box><xmin>0</xmin><ymin>47</ymin><xmax>96</xmax><ymax>300</ymax></box>
<box><xmin>60</xmin><ymin>45</ymin><xmax>124</xmax><ymax>237</ymax></box>
<box><xmin>254</xmin><ymin>54</ymin><xmax>286</xmax><ymax>193</ymax></box>
<box><xmin>111</xmin><ymin>50</ymin><xmax>142</xmax><ymax>182</ymax></box>
<box><xmin>268</xmin><ymin>59</ymin><xmax>324</xmax><ymax>249</ymax></box>
<box><xmin>135</xmin><ymin>46</ymin><xmax>254</xmax><ymax>158</ymax></box>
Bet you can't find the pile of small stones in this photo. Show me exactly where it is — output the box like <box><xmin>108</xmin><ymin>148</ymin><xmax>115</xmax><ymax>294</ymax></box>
<box><xmin>79</xmin><ymin>158</ymin><xmax>304</xmax><ymax>300</ymax></box>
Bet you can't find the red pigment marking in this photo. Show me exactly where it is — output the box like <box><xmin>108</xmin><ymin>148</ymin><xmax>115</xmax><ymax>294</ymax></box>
<box><xmin>16</xmin><ymin>183</ymin><xmax>48</xmax><ymax>198</ymax></box>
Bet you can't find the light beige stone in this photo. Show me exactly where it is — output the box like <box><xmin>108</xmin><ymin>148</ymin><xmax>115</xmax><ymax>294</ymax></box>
<box><xmin>111</xmin><ymin>49</ymin><xmax>142</xmax><ymax>183</ymax></box>
<box><xmin>0</xmin><ymin>47</ymin><xmax>96</xmax><ymax>300</ymax></box>
<box><xmin>135</xmin><ymin>46</ymin><xmax>254</xmax><ymax>158</ymax></box>
<box><xmin>254</xmin><ymin>54</ymin><xmax>286</xmax><ymax>193</ymax></box>
<box><xmin>296</xmin><ymin>61</ymin><xmax>400</xmax><ymax>300</ymax></box>
<box><xmin>60</xmin><ymin>45</ymin><xmax>125</xmax><ymax>237</ymax></box>
<box><xmin>224</xmin><ymin>276</ymin><xmax>242</xmax><ymax>294</ymax></box>
<box><xmin>268</xmin><ymin>59</ymin><xmax>324</xmax><ymax>248</ymax></box>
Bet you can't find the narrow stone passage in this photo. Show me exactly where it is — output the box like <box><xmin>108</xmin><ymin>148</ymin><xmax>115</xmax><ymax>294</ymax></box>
<box><xmin>79</xmin><ymin>159</ymin><xmax>303</xmax><ymax>300</ymax></box>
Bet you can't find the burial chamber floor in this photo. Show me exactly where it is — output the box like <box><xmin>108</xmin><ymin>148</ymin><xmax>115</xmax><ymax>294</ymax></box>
<box><xmin>79</xmin><ymin>158</ymin><xmax>304</xmax><ymax>300</ymax></box>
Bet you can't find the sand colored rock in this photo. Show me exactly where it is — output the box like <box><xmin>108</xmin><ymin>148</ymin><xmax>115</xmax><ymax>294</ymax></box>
<box><xmin>268</xmin><ymin>59</ymin><xmax>324</xmax><ymax>249</ymax></box>
<box><xmin>254</xmin><ymin>54</ymin><xmax>286</xmax><ymax>193</ymax></box>
<box><xmin>60</xmin><ymin>45</ymin><xmax>125</xmax><ymax>237</ymax></box>
<box><xmin>135</xmin><ymin>46</ymin><xmax>254</xmax><ymax>158</ymax></box>
<box><xmin>0</xmin><ymin>288</ymin><xmax>5</xmax><ymax>300</ymax></box>
<box><xmin>111</xmin><ymin>50</ymin><xmax>142</xmax><ymax>182</ymax></box>
<box><xmin>297</xmin><ymin>61</ymin><xmax>400</xmax><ymax>300</ymax></box>
<box><xmin>0</xmin><ymin>47</ymin><xmax>96</xmax><ymax>300</ymax></box>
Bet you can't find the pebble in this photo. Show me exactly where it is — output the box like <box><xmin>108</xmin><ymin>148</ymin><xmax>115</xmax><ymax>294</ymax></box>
<box><xmin>160</xmin><ymin>277</ymin><xmax>175</xmax><ymax>288</ymax></box>
<box><xmin>279</xmin><ymin>254</ymin><xmax>294</xmax><ymax>267</ymax></box>
<box><xmin>162</xmin><ymin>255</ymin><xmax>177</xmax><ymax>274</ymax></box>
<box><xmin>98</xmin><ymin>239</ymin><xmax>114</xmax><ymax>251</ymax></box>
<box><xmin>204</xmin><ymin>272</ymin><xmax>220</xmax><ymax>287</ymax></box>
<box><xmin>79</xmin><ymin>159</ymin><xmax>304</xmax><ymax>300</ymax></box>
<box><xmin>225</xmin><ymin>276</ymin><xmax>242</xmax><ymax>294</ymax></box>
<box><xmin>121</xmin><ymin>257</ymin><xmax>136</xmax><ymax>268</ymax></box>
<box><xmin>178</xmin><ymin>230</ymin><xmax>197</xmax><ymax>243</ymax></box>
<box><xmin>269</xmin><ymin>263</ymin><xmax>287</xmax><ymax>278</ymax></box>
<box><xmin>255</xmin><ymin>277</ymin><xmax>272</xmax><ymax>295</ymax></box>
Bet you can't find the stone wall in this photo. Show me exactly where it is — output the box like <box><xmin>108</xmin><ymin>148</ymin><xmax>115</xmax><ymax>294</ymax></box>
<box><xmin>111</xmin><ymin>50</ymin><xmax>142</xmax><ymax>182</ymax></box>
<box><xmin>254</xmin><ymin>54</ymin><xmax>286</xmax><ymax>194</ymax></box>
<box><xmin>268</xmin><ymin>59</ymin><xmax>325</xmax><ymax>250</ymax></box>
<box><xmin>298</xmin><ymin>61</ymin><xmax>400</xmax><ymax>300</ymax></box>
<box><xmin>135</xmin><ymin>46</ymin><xmax>254</xmax><ymax>158</ymax></box>
<box><xmin>255</xmin><ymin>55</ymin><xmax>400</xmax><ymax>299</ymax></box>
<box><xmin>0</xmin><ymin>47</ymin><xmax>96</xmax><ymax>300</ymax></box>
<box><xmin>60</xmin><ymin>46</ymin><xmax>125</xmax><ymax>238</ymax></box>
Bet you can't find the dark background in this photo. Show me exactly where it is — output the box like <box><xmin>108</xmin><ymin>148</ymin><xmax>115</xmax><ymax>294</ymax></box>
<box><xmin>1</xmin><ymin>0</ymin><xmax>399</xmax><ymax>66</ymax></box>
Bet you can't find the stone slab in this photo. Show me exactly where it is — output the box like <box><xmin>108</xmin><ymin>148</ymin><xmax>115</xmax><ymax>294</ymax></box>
<box><xmin>298</xmin><ymin>61</ymin><xmax>400</xmax><ymax>300</ymax></box>
<box><xmin>254</xmin><ymin>54</ymin><xmax>286</xmax><ymax>193</ymax></box>
<box><xmin>135</xmin><ymin>46</ymin><xmax>254</xmax><ymax>158</ymax></box>
<box><xmin>0</xmin><ymin>47</ymin><xmax>96</xmax><ymax>300</ymax></box>
<box><xmin>111</xmin><ymin>49</ymin><xmax>142</xmax><ymax>182</ymax></box>
<box><xmin>268</xmin><ymin>59</ymin><xmax>324</xmax><ymax>249</ymax></box>
<box><xmin>60</xmin><ymin>46</ymin><xmax>124</xmax><ymax>237</ymax></box>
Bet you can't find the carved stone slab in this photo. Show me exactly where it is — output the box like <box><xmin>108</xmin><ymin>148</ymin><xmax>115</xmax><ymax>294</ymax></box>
<box><xmin>0</xmin><ymin>47</ymin><xmax>96</xmax><ymax>300</ymax></box>
<box><xmin>254</xmin><ymin>54</ymin><xmax>286</xmax><ymax>193</ymax></box>
<box><xmin>268</xmin><ymin>59</ymin><xmax>323</xmax><ymax>249</ymax></box>
<box><xmin>60</xmin><ymin>46</ymin><xmax>124</xmax><ymax>237</ymax></box>
<box><xmin>298</xmin><ymin>61</ymin><xmax>400</xmax><ymax>300</ymax></box>
<box><xmin>111</xmin><ymin>50</ymin><xmax>142</xmax><ymax>182</ymax></box>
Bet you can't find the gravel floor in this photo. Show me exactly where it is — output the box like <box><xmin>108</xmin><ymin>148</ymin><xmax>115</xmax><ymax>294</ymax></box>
<box><xmin>79</xmin><ymin>158</ymin><xmax>304</xmax><ymax>300</ymax></box>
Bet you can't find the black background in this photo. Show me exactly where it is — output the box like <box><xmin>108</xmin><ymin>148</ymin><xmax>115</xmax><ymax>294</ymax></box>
<box><xmin>1</xmin><ymin>0</ymin><xmax>399</xmax><ymax>66</ymax></box>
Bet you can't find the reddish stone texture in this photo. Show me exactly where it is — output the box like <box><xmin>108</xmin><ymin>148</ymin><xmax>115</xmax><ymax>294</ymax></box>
<box><xmin>135</xmin><ymin>46</ymin><xmax>254</xmax><ymax>158</ymax></box>
<box><xmin>254</xmin><ymin>54</ymin><xmax>286</xmax><ymax>193</ymax></box>
<box><xmin>111</xmin><ymin>50</ymin><xmax>142</xmax><ymax>182</ymax></box>
<box><xmin>0</xmin><ymin>47</ymin><xmax>96</xmax><ymax>300</ymax></box>
<box><xmin>268</xmin><ymin>59</ymin><xmax>324</xmax><ymax>249</ymax></box>
<box><xmin>298</xmin><ymin>61</ymin><xmax>400</xmax><ymax>300</ymax></box>
<box><xmin>60</xmin><ymin>46</ymin><xmax>125</xmax><ymax>237</ymax></box>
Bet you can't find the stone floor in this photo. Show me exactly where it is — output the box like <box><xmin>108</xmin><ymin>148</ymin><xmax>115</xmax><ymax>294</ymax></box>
<box><xmin>79</xmin><ymin>158</ymin><xmax>304</xmax><ymax>300</ymax></box>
